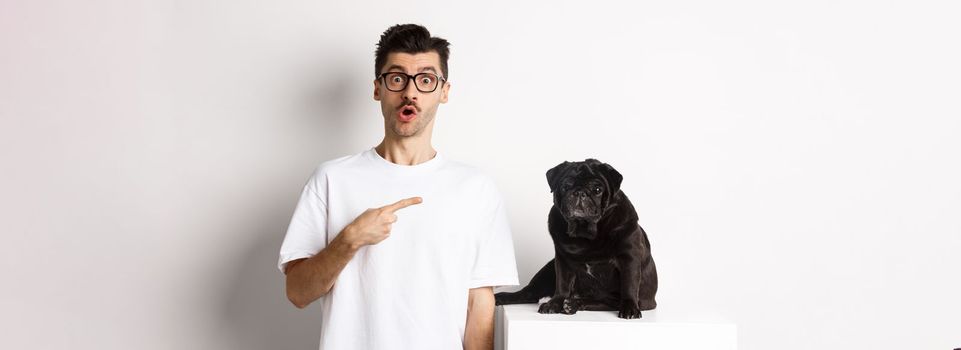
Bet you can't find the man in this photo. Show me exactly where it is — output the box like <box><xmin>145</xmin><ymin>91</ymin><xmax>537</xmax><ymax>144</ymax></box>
<box><xmin>277</xmin><ymin>24</ymin><xmax>519</xmax><ymax>350</ymax></box>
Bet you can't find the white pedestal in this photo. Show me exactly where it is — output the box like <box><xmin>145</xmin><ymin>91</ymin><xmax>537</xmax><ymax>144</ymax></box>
<box><xmin>494</xmin><ymin>304</ymin><xmax>737</xmax><ymax>350</ymax></box>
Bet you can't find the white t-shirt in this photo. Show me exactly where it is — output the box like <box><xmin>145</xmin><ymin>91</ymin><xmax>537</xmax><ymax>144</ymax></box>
<box><xmin>277</xmin><ymin>146</ymin><xmax>520</xmax><ymax>350</ymax></box>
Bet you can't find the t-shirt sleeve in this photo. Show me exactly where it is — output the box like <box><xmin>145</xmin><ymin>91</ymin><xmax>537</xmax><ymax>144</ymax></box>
<box><xmin>277</xmin><ymin>166</ymin><xmax>329</xmax><ymax>275</ymax></box>
<box><xmin>468</xmin><ymin>178</ymin><xmax>520</xmax><ymax>289</ymax></box>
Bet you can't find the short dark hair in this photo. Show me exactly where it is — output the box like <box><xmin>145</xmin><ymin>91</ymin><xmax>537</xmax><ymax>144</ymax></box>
<box><xmin>374</xmin><ymin>24</ymin><xmax>450</xmax><ymax>80</ymax></box>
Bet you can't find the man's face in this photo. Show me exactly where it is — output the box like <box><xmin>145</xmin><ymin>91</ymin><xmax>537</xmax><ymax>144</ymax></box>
<box><xmin>373</xmin><ymin>51</ymin><xmax>450</xmax><ymax>138</ymax></box>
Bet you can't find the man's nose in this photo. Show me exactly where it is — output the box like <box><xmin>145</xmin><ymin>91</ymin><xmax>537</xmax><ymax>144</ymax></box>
<box><xmin>402</xmin><ymin>79</ymin><xmax>419</xmax><ymax>101</ymax></box>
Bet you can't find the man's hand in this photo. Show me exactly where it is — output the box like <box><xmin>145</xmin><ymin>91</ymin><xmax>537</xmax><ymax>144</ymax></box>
<box><xmin>464</xmin><ymin>286</ymin><xmax>495</xmax><ymax>350</ymax></box>
<box><xmin>285</xmin><ymin>196</ymin><xmax>422</xmax><ymax>309</ymax></box>
<box><xmin>343</xmin><ymin>196</ymin><xmax>422</xmax><ymax>248</ymax></box>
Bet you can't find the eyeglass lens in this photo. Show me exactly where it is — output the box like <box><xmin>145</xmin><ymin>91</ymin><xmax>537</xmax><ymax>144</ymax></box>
<box><xmin>383</xmin><ymin>73</ymin><xmax>441</xmax><ymax>92</ymax></box>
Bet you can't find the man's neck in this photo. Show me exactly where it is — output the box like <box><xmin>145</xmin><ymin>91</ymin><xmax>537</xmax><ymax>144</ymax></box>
<box><xmin>374</xmin><ymin>139</ymin><xmax>437</xmax><ymax>166</ymax></box>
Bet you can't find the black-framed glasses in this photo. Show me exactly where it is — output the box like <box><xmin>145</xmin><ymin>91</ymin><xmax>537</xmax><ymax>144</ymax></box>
<box><xmin>378</xmin><ymin>72</ymin><xmax>446</xmax><ymax>93</ymax></box>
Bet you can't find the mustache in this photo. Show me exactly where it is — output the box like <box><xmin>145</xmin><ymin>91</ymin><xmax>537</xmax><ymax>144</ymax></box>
<box><xmin>399</xmin><ymin>102</ymin><xmax>419</xmax><ymax>111</ymax></box>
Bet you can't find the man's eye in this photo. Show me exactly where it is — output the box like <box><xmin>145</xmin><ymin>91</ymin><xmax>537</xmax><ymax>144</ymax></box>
<box><xmin>420</xmin><ymin>77</ymin><xmax>432</xmax><ymax>84</ymax></box>
<box><xmin>391</xmin><ymin>76</ymin><xmax>404</xmax><ymax>83</ymax></box>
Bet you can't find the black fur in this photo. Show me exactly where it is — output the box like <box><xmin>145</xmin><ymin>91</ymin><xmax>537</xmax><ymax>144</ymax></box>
<box><xmin>495</xmin><ymin>159</ymin><xmax>658</xmax><ymax>319</ymax></box>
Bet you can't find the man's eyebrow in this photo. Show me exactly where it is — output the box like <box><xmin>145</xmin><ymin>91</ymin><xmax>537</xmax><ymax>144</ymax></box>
<box><xmin>385</xmin><ymin>65</ymin><xmax>439</xmax><ymax>74</ymax></box>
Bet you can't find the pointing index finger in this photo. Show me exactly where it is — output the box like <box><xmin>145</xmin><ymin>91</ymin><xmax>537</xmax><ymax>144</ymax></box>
<box><xmin>382</xmin><ymin>196</ymin><xmax>423</xmax><ymax>213</ymax></box>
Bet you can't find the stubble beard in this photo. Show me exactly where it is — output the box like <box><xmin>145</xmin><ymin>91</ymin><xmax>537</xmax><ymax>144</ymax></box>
<box><xmin>390</xmin><ymin>110</ymin><xmax>432</xmax><ymax>138</ymax></box>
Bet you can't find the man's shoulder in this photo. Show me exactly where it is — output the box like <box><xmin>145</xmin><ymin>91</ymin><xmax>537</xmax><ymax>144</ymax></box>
<box><xmin>296</xmin><ymin>151</ymin><xmax>366</xmax><ymax>196</ymax></box>
<box><xmin>310</xmin><ymin>149</ymin><xmax>369</xmax><ymax>175</ymax></box>
<box><xmin>438</xmin><ymin>158</ymin><xmax>506</xmax><ymax>202</ymax></box>
<box><xmin>440</xmin><ymin>157</ymin><xmax>496</xmax><ymax>184</ymax></box>
<box><xmin>440</xmin><ymin>156</ymin><xmax>481</xmax><ymax>173</ymax></box>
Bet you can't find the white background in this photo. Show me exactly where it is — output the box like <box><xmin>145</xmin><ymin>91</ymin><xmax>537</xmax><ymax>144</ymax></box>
<box><xmin>2</xmin><ymin>0</ymin><xmax>959</xmax><ymax>349</ymax></box>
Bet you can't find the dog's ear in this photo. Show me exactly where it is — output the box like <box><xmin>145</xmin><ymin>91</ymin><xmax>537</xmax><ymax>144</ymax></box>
<box><xmin>546</xmin><ymin>161</ymin><xmax>572</xmax><ymax>193</ymax></box>
<box><xmin>596</xmin><ymin>162</ymin><xmax>623</xmax><ymax>194</ymax></box>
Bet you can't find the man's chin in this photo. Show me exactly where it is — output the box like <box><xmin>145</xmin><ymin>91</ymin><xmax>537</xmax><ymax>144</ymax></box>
<box><xmin>391</xmin><ymin>123</ymin><xmax>420</xmax><ymax>137</ymax></box>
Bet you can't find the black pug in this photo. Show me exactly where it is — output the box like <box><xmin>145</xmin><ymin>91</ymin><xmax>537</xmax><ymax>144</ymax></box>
<box><xmin>494</xmin><ymin>159</ymin><xmax>657</xmax><ymax>319</ymax></box>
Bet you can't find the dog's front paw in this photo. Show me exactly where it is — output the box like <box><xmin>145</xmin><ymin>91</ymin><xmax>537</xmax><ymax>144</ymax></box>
<box><xmin>618</xmin><ymin>300</ymin><xmax>642</xmax><ymax>319</ymax></box>
<box><xmin>561</xmin><ymin>298</ymin><xmax>581</xmax><ymax>314</ymax></box>
<box><xmin>538</xmin><ymin>297</ymin><xmax>566</xmax><ymax>314</ymax></box>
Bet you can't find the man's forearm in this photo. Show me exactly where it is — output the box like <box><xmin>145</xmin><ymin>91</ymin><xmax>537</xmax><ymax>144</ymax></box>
<box><xmin>285</xmin><ymin>227</ymin><xmax>360</xmax><ymax>308</ymax></box>
<box><xmin>464</xmin><ymin>287</ymin><xmax>495</xmax><ymax>350</ymax></box>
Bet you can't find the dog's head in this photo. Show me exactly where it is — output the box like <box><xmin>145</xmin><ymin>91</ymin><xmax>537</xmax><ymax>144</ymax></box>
<box><xmin>546</xmin><ymin>158</ymin><xmax>623</xmax><ymax>239</ymax></box>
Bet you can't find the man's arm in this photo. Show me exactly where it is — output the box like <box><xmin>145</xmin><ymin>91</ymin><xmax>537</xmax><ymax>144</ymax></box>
<box><xmin>285</xmin><ymin>227</ymin><xmax>361</xmax><ymax>309</ymax></box>
<box><xmin>464</xmin><ymin>286</ymin><xmax>495</xmax><ymax>350</ymax></box>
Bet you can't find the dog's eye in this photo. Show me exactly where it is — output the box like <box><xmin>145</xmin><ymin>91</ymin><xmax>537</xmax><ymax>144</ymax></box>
<box><xmin>593</xmin><ymin>186</ymin><xmax>602</xmax><ymax>194</ymax></box>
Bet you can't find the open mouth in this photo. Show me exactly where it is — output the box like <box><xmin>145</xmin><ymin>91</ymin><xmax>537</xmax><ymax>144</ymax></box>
<box><xmin>398</xmin><ymin>105</ymin><xmax>418</xmax><ymax>122</ymax></box>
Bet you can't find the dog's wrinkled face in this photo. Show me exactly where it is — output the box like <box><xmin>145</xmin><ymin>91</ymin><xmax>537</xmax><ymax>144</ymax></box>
<box><xmin>546</xmin><ymin>159</ymin><xmax>623</xmax><ymax>239</ymax></box>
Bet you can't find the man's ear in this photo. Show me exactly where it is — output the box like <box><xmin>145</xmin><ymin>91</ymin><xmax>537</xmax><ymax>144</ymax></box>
<box><xmin>596</xmin><ymin>162</ymin><xmax>623</xmax><ymax>194</ymax></box>
<box><xmin>546</xmin><ymin>161</ymin><xmax>572</xmax><ymax>193</ymax></box>
<box><xmin>440</xmin><ymin>81</ymin><xmax>450</xmax><ymax>104</ymax></box>
<box><xmin>373</xmin><ymin>78</ymin><xmax>381</xmax><ymax>101</ymax></box>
